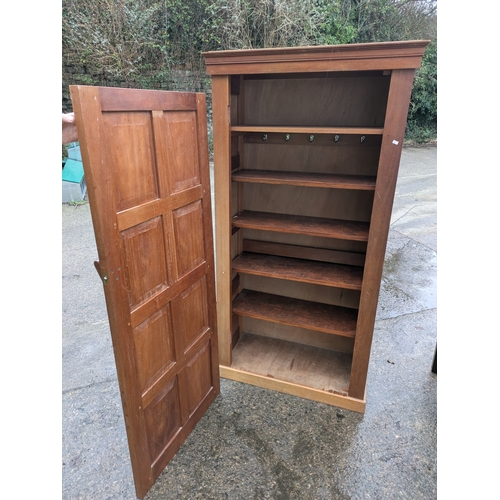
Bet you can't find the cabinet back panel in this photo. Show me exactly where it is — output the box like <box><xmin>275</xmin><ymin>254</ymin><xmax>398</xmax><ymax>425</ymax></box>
<box><xmin>243</xmin><ymin>141</ymin><xmax>381</xmax><ymax>177</ymax></box>
<box><xmin>241</xmin><ymin>228</ymin><xmax>368</xmax><ymax>254</ymax></box>
<box><xmin>242</xmin><ymin>184</ymin><xmax>374</xmax><ymax>222</ymax></box>
<box><xmin>241</xmin><ymin>316</ymin><xmax>355</xmax><ymax>354</ymax></box>
<box><xmin>243</xmin><ymin>76</ymin><xmax>390</xmax><ymax>127</ymax></box>
<box><xmin>242</xmin><ymin>274</ymin><xmax>360</xmax><ymax>309</ymax></box>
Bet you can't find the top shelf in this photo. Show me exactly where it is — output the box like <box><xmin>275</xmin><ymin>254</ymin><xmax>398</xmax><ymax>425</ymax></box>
<box><xmin>231</xmin><ymin>125</ymin><xmax>384</xmax><ymax>135</ymax></box>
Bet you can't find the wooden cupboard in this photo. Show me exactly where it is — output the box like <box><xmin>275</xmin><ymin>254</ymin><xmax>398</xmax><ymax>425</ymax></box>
<box><xmin>70</xmin><ymin>40</ymin><xmax>429</xmax><ymax>499</ymax></box>
<box><xmin>203</xmin><ymin>40</ymin><xmax>429</xmax><ymax>413</ymax></box>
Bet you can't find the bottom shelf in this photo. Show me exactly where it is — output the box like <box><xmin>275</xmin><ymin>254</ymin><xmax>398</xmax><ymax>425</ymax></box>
<box><xmin>222</xmin><ymin>333</ymin><xmax>365</xmax><ymax>412</ymax></box>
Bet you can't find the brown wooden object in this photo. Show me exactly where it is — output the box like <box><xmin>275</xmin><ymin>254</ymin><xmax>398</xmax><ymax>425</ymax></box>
<box><xmin>70</xmin><ymin>86</ymin><xmax>219</xmax><ymax>499</ymax></box>
<box><xmin>204</xmin><ymin>40</ymin><xmax>429</xmax><ymax>412</ymax></box>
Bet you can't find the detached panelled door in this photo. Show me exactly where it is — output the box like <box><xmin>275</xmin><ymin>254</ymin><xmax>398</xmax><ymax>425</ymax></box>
<box><xmin>70</xmin><ymin>86</ymin><xmax>220</xmax><ymax>499</ymax></box>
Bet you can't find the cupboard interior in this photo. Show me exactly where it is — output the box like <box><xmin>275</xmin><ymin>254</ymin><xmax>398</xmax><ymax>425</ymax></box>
<box><xmin>226</xmin><ymin>71</ymin><xmax>391</xmax><ymax>396</ymax></box>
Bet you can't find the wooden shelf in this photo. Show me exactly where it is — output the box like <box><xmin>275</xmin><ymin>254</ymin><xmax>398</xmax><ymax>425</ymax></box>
<box><xmin>231</xmin><ymin>333</ymin><xmax>352</xmax><ymax>396</ymax></box>
<box><xmin>233</xmin><ymin>289</ymin><xmax>358</xmax><ymax>338</ymax></box>
<box><xmin>232</xmin><ymin>169</ymin><xmax>376</xmax><ymax>190</ymax></box>
<box><xmin>232</xmin><ymin>210</ymin><xmax>370</xmax><ymax>242</ymax></box>
<box><xmin>231</xmin><ymin>125</ymin><xmax>384</xmax><ymax>135</ymax></box>
<box><xmin>232</xmin><ymin>252</ymin><xmax>363</xmax><ymax>290</ymax></box>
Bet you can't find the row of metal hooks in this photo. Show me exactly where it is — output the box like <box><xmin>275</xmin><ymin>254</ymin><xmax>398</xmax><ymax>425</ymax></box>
<box><xmin>262</xmin><ymin>134</ymin><xmax>366</xmax><ymax>143</ymax></box>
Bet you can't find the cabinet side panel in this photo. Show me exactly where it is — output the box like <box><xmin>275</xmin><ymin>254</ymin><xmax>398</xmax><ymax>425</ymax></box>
<box><xmin>348</xmin><ymin>69</ymin><xmax>416</xmax><ymax>400</ymax></box>
<box><xmin>212</xmin><ymin>76</ymin><xmax>233</xmax><ymax>366</ymax></box>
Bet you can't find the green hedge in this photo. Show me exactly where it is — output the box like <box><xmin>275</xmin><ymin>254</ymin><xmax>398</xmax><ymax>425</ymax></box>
<box><xmin>406</xmin><ymin>40</ymin><xmax>437</xmax><ymax>143</ymax></box>
<box><xmin>63</xmin><ymin>0</ymin><xmax>437</xmax><ymax>143</ymax></box>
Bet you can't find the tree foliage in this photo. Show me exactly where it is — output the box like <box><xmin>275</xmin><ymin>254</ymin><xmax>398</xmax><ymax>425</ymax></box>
<box><xmin>406</xmin><ymin>39</ymin><xmax>437</xmax><ymax>143</ymax></box>
<box><xmin>62</xmin><ymin>0</ymin><xmax>437</xmax><ymax>141</ymax></box>
<box><xmin>62</xmin><ymin>0</ymin><xmax>166</xmax><ymax>78</ymax></box>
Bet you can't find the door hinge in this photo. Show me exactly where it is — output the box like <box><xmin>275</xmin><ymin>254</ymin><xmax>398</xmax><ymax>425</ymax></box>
<box><xmin>94</xmin><ymin>261</ymin><xmax>109</xmax><ymax>285</ymax></box>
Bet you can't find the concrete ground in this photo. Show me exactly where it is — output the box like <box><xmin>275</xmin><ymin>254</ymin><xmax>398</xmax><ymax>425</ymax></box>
<box><xmin>62</xmin><ymin>146</ymin><xmax>437</xmax><ymax>500</ymax></box>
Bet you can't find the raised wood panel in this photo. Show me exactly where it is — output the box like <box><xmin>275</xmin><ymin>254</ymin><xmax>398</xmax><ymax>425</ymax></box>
<box><xmin>163</xmin><ymin>111</ymin><xmax>200</xmax><ymax>193</ymax></box>
<box><xmin>171</xmin><ymin>277</ymin><xmax>209</xmax><ymax>354</ymax></box>
<box><xmin>144</xmin><ymin>377</ymin><xmax>182</xmax><ymax>464</ymax></box>
<box><xmin>121</xmin><ymin>217</ymin><xmax>168</xmax><ymax>309</ymax></box>
<box><xmin>103</xmin><ymin>112</ymin><xmax>158</xmax><ymax>211</ymax></box>
<box><xmin>134</xmin><ymin>304</ymin><xmax>176</xmax><ymax>392</ymax></box>
<box><xmin>178</xmin><ymin>341</ymin><xmax>214</xmax><ymax>418</ymax></box>
<box><xmin>173</xmin><ymin>200</ymin><xmax>205</xmax><ymax>279</ymax></box>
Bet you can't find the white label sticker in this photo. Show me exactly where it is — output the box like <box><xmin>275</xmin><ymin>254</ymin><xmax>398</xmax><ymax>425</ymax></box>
<box><xmin>392</xmin><ymin>140</ymin><xmax>399</xmax><ymax>145</ymax></box>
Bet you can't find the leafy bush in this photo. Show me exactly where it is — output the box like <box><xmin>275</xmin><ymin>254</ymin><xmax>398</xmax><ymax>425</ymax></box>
<box><xmin>62</xmin><ymin>0</ymin><xmax>167</xmax><ymax>79</ymax></box>
<box><xmin>406</xmin><ymin>39</ymin><xmax>437</xmax><ymax>143</ymax></box>
<box><xmin>63</xmin><ymin>0</ymin><xmax>437</xmax><ymax>142</ymax></box>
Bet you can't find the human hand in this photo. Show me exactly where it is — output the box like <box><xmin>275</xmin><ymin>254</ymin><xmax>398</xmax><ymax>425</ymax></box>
<box><xmin>62</xmin><ymin>112</ymin><xmax>78</xmax><ymax>144</ymax></box>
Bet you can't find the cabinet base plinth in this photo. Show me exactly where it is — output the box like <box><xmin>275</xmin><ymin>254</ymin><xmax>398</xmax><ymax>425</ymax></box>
<box><xmin>219</xmin><ymin>365</ymin><xmax>366</xmax><ymax>413</ymax></box>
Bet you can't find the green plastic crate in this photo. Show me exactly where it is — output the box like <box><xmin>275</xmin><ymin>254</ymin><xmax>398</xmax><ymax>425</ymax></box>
<box><xmin>62</xmin><ymin>159</ymin><xmax>86</xmax><ymax>202</ymax></box>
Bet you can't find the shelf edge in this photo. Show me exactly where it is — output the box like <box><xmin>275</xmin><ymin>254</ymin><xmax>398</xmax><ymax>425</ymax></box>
<box><xmin>231</xmin><ymin>125</ymin><xmax>384</xmax><ymax>135</ymax></box>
